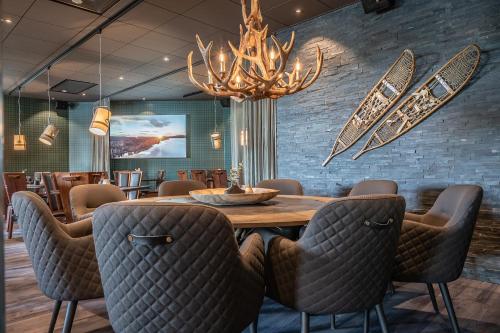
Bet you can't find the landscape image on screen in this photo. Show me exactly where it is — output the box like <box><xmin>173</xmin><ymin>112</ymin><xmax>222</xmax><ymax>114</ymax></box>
<box><xmin>110</xmin><ymin>115</ymin><xmax>187</xmax><ymax>159</ymax></box>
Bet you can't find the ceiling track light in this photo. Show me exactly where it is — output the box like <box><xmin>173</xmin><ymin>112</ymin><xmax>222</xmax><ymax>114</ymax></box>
<box><xmin>39</xmin><ymin>67</ymin><xmax>59</xmax><ymax>146</ymax></box>
<box><xmin>89</xmin><ymin>31</ymin><xmax>112</xmax><ymax>136</ymax></box>
<box><xmin>14</xmin><ymin>88</ymin><xmax>27</xmax><ymax>151</ymax></box>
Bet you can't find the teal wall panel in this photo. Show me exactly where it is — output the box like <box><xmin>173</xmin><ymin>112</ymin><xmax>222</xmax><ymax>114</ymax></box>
<box><xmin>4</xmin><ymin>96</ymin><xmax>69</xmax><ymax>173</ymax></box>
<box><xmin>68</xmin><ymin>102</ymin><xmax>93</xmax><ymax>172</ymax></box>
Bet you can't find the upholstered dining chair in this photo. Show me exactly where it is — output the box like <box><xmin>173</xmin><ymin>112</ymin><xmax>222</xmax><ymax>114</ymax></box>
<box><xmin>41</xmin><ymin>172</ymin><xmax>65</xmax><ymax>219</ymax></box>
<box><xmin>212</xmin><ymin>169</ymin><xmax>228</xmax><ymax>188</ymax></box>
<box><xmin>349</xmin><ymin>180</ymin><xmax>398</xmax><ymax>196</ymax></box>
<box><xmin>191</xmin><ymin>169</ymin><xmax>208</xmax><ymax>185</ymax></box>
<box><xmin>177</xmin><ymin>169</ymin><xmax>188</xmax><ymax>181</ymax></box>
<box><xmin>128</xmin><ymin>170</ymin><xmax>143</xmax><ymax>200</ymax></box>
<box><xmin>3</xmin><ymin>172</ymin><xmax>27</xmax><ymax>238</ymax></box>
<box><xmin>393</xmin><ymin>185</ymin><xmax>483</xmax><ymax>333</ymax></box>
<box><xmin>93</xmin><ymin>202</ymin><xmax>265</xmax><ymax>333</ymax></box>
<box><xmin>256</xmin><ymin>179</ymin><xmax>304</xmax><ymax>241</ymax></box>
<box><xmin>11</xmin><ymin>191</ymin><xmax>103</xmax><ymax>333</ymax></box>
<box><xmin>158</xmin><ymin>180</ymin><xmax>207</xmax><ymax>196</ymax></box>
<box><xmin>69</xmin><ymin>184</ymin><xmax>126</xmax><ymax>221</ymax></box>
<box><xmin>266</xmin><ymin>195</ymin><xmax>406</xmax><ymax>333</ymax></box>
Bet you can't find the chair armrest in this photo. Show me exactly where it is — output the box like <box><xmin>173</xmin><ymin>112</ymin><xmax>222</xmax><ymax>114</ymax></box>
<box><xmin>62</xmin><ymin>217</ymin><xmax>93</xmax><ymax>238</ymax></box>
<box><xmin>404</xmin><ymin>212</ymin><xmax>424</xmax><ymax>222</ymax></box>
<box><xmin>239</xmin><ymin>233</ymin><xmax>265</xmax><ymax>281</ymax></box>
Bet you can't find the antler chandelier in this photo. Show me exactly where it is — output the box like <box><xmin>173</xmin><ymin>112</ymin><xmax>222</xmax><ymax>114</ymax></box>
<box><xmin>187</xmin><ymin>0</ymin><xmax>324</xmax><ymax>101</ymax></box>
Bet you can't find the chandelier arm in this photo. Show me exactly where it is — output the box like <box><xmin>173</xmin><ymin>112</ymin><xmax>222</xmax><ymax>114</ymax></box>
<box><xmin>187</xmin><ymin>51</ymin><xmax>213</xmax><ymax>92</ymax></box>
<box><xmin>290</xmin><ymin>68</ymin><xmax>313</xmax><ymax>94</ymax></box>
<box><xmin>295</xmin><ymin>47</ymin><xmax>324</xmax><ymax>90</ymax></box>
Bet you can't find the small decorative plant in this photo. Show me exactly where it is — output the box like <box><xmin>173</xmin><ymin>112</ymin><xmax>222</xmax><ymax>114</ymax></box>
<box><xmin>225</xmin><ymin>163</ymin><xmax>245</xmax><ymax>194</ymax></box>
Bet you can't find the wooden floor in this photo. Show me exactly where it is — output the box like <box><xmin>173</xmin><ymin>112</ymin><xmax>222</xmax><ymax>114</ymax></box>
<box><xmin>5</xmin><ymin>235</ymin><xmax>500</xmax><ymax>333</ymax></box>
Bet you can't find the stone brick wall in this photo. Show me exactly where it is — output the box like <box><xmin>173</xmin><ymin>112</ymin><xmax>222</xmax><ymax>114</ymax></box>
<box><xmin>276</xmin><ymin>0</ymin><xmax>500</xmax><ymax>283</ymax></box>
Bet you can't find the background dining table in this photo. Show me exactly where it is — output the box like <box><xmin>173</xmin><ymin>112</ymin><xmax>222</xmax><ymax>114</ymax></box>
<box><xmin>137</xmin><ymin>195</ymin><xmax>334</xmax><ymax>228</ymax></box>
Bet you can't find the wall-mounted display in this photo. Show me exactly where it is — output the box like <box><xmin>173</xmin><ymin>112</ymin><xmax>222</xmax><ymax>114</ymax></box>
<box><xmin>322</xmin><ymin>49</ymin><xmax>415</xmax><ymax>166</ymax></box>
<box><xmin>110</xmin><ymin>115</ymin><xmax>187</xmax><ymax>159</ymax></box>
<box><xmin>353</xmin><ymin>44</ymin><xmax>480</xmax><ymax>160</ymax></box>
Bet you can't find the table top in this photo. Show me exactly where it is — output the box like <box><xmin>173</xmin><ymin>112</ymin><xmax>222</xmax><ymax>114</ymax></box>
<box><xmin>138</xmin><ymin>195</ymin><xmax>334</xmax><ymax>228</ymax></box>
<box><xmin>26</xmin><ymin>184</ymin><xmax>43</xmax><ymax>189</ymax></box>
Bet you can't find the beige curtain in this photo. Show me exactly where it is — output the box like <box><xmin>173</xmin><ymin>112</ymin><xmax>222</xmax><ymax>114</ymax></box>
<box><xmin>230</xmin><ymin>98</ymin><xmax>277</xmax><ymax>186</ymax></box>
<box><xmin>91</xmin><ymin>98</ymin><xmax>110</xmax><ymax>174</ymax></box>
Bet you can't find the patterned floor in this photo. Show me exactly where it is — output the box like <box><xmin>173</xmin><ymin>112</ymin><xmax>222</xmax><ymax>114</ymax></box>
<box><xmin>5</xmin><ymin>236</ymin><xmax>500</xmax><ymax>333</ymax></box>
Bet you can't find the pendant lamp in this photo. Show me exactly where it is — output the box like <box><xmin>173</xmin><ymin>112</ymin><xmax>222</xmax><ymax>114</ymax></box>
<box><xmin>13</xmin><ymin>87</ymin><xmax>26</xmax><ymax>151</ymax></box>
<box><xmin>89</xmin><ymin>32</ymin><xmax>111</xmax><ymax>136</ymax></box>
<box><xmin>210</xmin><ymin>98</ymin><xmax>222</xmax><ymax>150</ymax></box>
<box><xmin>39</xmin><ymin>68</ymin><xmax>59</xmax><ymax>146</ymax></box>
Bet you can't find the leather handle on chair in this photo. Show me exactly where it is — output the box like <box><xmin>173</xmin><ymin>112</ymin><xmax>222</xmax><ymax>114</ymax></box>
<box><xmin>363</xmin><ymin>218</ymin><xmax>395</xmax><ymax>229</ymax></box>
<box><xmin>128</xmin><ymin>234</ymin><xmax>174</xmax><ymax>247</ymax></box>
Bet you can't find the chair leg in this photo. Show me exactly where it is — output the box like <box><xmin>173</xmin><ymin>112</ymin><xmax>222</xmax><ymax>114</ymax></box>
<box><xmin>330</xmin><ymin>314</ymin><xmax>336</xmax><ymax>329</ymax></box>
<box><xmin>427</xmin><ymin>283</ymin><xmax>439</xmax><ymax>314</ymax></box>
<box><xmin>388</xmin><ymin>281</ymin><xmax>395</xmax><ymax>295</ymax></box>
<box><xmin>363</xmin><ymin>309</ymin><xmax>370</xmax><ymax>333</ymax></box>
<box><xmin>438</xmin><ymin>283</ymin><xmax>461</xmax><ymax>333</ymax></box>
<box><xmin>249</xmin><ymin>319</ymin><xmax>258</xmax><ymax>333</ymax></box>
<box><xmin>375</xmin><ymin>304</ymin><xmax>389</xmax><ymax>333</ymax></box>
<box><xmin>7</xmin><ymin>206</ymin><xmax>14</xmax><ymax>239</ymax></box>
<box><xmin>62</xmin><ymin>300</ymin><xmax>78</xmax><ymax>333</ymax></box>
<box><xmin>301</xmin><ymin>312</ymin><xmax>310</xmax><ymax>333</ymax></box>
<box><xmin>48</xmin><ymin>300</ymin><xmax>62</xmax><ymax>333</ymax></box>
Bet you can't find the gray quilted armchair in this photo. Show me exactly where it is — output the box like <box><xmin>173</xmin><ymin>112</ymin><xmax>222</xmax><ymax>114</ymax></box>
<box><xmin>393</xmin><ymin>185</ymin><xmax>483</xmax><ymax>333</ymax></box>
<box><xmin>349</xmin><ymin>180</ymin><xmax>398</xmax><ymax>196</ymax></box>
<box><xmin>69</xmin><ymin>184</ymin><xmax>127</xmax><ymax>221</ymax></box>
<box><xmin>158</xmin><ymin>180</ymin><xmax>207</xmax><ymax>196</ymax></box>
<box><xmin>11</xmin><ymin>191</ymin><xmax>103</xmax><ymax>333</ymax></box>
<box><xmin>92</xmin><ymin>201</ymin><xmax>265</xmax><ymax>333</ymax></box>
<box><xmin>266</xmin><ymin>195</ymin><xmax>406</xmax><ymax>333</ymax></box>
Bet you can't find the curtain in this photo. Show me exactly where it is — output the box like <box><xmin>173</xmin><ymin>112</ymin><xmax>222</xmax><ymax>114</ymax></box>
<box><xmin>91</xmin><ymin>98</ymin><xmax>110</xmax><ymax>174</ymax></box>
<box><xmin>230</xmin><ymin>98</ymin><xmax>277</xmax><ymax>186</ymax></box>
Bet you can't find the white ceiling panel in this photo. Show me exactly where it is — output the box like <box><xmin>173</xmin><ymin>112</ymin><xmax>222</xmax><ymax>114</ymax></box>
<box><xmin>3</xmin><ymin>0</ymin><xmax>35</xmax><ymax>16</ymax></box>
<box><xmin>112</xmin><ymin>44</ymin><xmax>165</xmax><ymax>63</ymax></box>
<box><xmin>154</xmin><ymin>15</ymin><xmax>218</xmax><ymax>42</ymax></box>
<box><xmin>4</xmin><ymin>33</ymin><xmax>61</xmax><ymax>56</ymax></box>
<box><xmin>183</xmin><ymin>0</ymin><xmax>243</xmax><ymax>33</ymax></box>
<box><xmin>102</xmin><ymin>21</ymin><xmax>149</xmax><ymax>43</ymax></box>
<box><xmin>12</xmin><ymin>18</ymin><xmax>82</xmax><ymax>44</ymax></box>
<box><xmin>78</xmin><ymin>35</ymin><xmax>126</xmax><ymax>55</ymax></box>
<box><xmin>145</xmin><ymin>0</ymin><xmax>205</xmax><ymax>15</ymax></box>
<box><xmin>118</xmin><ymin>2</ymin><xmax>176</xmax><ymax>30</ymax></box>
<box><xmin>130</xmin><ymin>31</ymin><xmax>189</xmax><ymax>54</ymax></box>
<box><xmin>25</xmin><ymin>0</ymin><xmax>98</xmax><ymax>29</ymax></box>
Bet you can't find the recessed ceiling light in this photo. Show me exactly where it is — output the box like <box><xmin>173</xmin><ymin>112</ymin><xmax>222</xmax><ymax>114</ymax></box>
<box><xmin>2</xmin><ymin>18</ymin><xmax>13</xmax><ymax>24</ymax></box>
<box><xmin>61</xmin><ymin>89</ymin><xmax>67</xmax><ymax>93</ymax></box>
<box><xmin>82</xmin><ymin>93</ymin><xmax>86</xmax><ymax>96</ymax></box>
<box><xmin>295</xmin><ymin>8</ymin><xmax>302</xmax><ymax>14</ymax></box>
<box><xmin>72</xmin><ymin>0</ymin><xmax>83</xmax><ymax>4</ymax></box>
<box><xmin>119</xmin><ymin>76</ymin><xmax>124</xmax><ymax>80</ymax></box>
<box><xmin>163</xmin><ymin>56</ymin><xmax>170</xmax><ymax>62</ymax></box>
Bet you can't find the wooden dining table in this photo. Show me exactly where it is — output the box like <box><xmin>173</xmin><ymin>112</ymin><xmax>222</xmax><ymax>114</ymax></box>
<box><xmin>137</xmin><ymin>195</ymin><xmax>334</xmax><ymax>228</ymax></box>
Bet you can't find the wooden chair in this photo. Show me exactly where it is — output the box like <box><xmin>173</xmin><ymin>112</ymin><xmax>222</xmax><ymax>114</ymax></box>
<box><xmin>89</xmin><ymin>172</ymin><xmax>108</xmax><ymax>184</ymax></box>
<box><xmin>177</xmin><ymin>170</ymin><xmax>188</xmax><ymax>181</ymax></box>
<box><xmin>128</xmin><ymin>171</ymin><xmax>143</xmax><ymax>200</ymax></box>
<box><xmin>41</xmin><ymin>172</ymin><xmax>65</xmax><ymax>220</ymax></box>
<box><xmin>114</xmin><ymin>171</ymin><xmax>131</xmax><ymax>187</ymax></box>
<box><xmin>3</xmin><ymin>172</ymin><xmax>27</xmax><ymax>238</ymax></box>
<box><xmin>211</xmin><ymin>169</ymin><xmax>228</xmax><ymax>188</ymax></box>
<box><xmin>53</xmin><ymin>172</ymin><xmax>90</xmax><ymax>222</ymax></box>
<box><xmin>190</xmin><ymin>170</ymin><xmax>207</xmax><ymax>185</ymax></box>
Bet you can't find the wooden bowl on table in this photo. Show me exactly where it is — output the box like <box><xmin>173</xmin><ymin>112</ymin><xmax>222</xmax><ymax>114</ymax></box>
<box><xmin>189</xmin><ymin>188</ymin><xmax>279</xmax><ymax>206</ymax></box>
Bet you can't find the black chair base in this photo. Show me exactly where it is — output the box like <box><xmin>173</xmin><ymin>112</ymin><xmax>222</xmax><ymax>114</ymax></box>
<box><xmin>427</xmin><ymin>283</ymin><xmax>440</xmax><ymax>314</ymax></box>
<box><xmin>439</xmin><ymin>283</ymin><xmax>461</xmax><ymax>333</ymax></box>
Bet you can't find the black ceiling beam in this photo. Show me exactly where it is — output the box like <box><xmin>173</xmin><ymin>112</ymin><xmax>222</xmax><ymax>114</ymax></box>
<box><xmin>8</xmin><ymin>0</ymin><xmax>145</xmax><ymax>95</ymax></box>
<box><xmin>105</xmin><ymin>60</ymin><xmax>204</xmax><ymax>98</ymax></box>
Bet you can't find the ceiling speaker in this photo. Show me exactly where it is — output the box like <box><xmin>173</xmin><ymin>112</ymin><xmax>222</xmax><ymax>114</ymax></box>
<box><xmin>361</xmin><ymin>0</ymin><xmax>395</xmax><ymax>13</ymax></box>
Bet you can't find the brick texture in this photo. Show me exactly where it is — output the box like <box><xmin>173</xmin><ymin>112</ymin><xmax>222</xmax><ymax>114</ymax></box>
<box><xmin>276</xmin><ymin>0</ymin><xmax>500</xmax><ymax>283</ymax></box>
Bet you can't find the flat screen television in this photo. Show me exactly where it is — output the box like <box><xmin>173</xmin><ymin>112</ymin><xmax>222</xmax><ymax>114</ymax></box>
<box><xmin>110</xmin><ymin>115</ymin><xmax>187</xmax><ymax>159</ymax></box>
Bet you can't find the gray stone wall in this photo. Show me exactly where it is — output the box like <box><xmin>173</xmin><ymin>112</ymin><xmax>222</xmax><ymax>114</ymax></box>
<box><xmin>276</xmin><ymin>0</ymin><xmax>500</xmax><ymax>283</ymax></box>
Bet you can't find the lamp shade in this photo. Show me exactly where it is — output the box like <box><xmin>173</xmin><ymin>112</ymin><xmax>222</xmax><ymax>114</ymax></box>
<box><xmin>39</xmin><ymin>124</ymin><xmax>59</xmax><ymax>146</ymax></box>
<box><xmin>211</xmin><ymin>132</ymin><xmax>222</xmax><ymax>150</ymax></box>
<box><xmin>13</xmin><ymin>134</ymin><xmax>27</xmax><ymax>151</ymax></box>
<box><xmin>89</xmin><ymin>106</ymin><xmax>111</xmax><ymax>136</ymax></box>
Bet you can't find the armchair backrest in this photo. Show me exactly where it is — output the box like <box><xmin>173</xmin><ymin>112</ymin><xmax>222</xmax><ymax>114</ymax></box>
<box><xmin>93</xmin><ymin>202</ymin><xmax>253</xmax><ymax>332</ymax></box>
<box><xmin>349</xmin><ymin>180</ymin><xmax>398</xmax><ymax>196</ymax></box>
<box><xmin>267</xmin><ymin>195</ymin><xmax>405</xmax><ymax>314</ymax></box>
<box><xmin>256</xmin><ymin>179</ymin><xmax>304</xmax><ymax>195</ymax></box>
<box><xmin>158</xmin><ymin>180</ymin><xmax>207</xmax><ymax>196</ymax></box>
<box><xmin>69</xmin><ymin>184</ymin><xmax>126</xmax><ymax>221</ymax></box>
<box><xmin>11</xmin><ymin>191</ymin><xmax>102</xmax><ymax>301</ymax></box>
<box><xmin>3</xmin><ymin>172</ymin><xmax>27</xmax><ymax>204</ymax></box>
<box><xmin>212</xmin><ymin>169</ymin><xmax>228</xmax><ymax>188</ymax></box>
<box><xmin>191</xmin><ymin>169</ymin><xmax>207</xmax><ymax>185</ymax></box>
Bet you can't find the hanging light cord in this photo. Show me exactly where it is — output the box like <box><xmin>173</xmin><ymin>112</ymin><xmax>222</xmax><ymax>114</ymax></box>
<box><xmin>47</xmin><ymin>68</ymin><xmax>51</xmax><ymax>124</ymax></box>
<box><xmin>213</xmin><ymin>96</ymin><xmax>217</xmax><ymax>132</ymax></box>
<box><xmin>99</xmin><ymin>31</ymin><xmax>102</xmax><ymax>105</ymax></box>
<box><xmin>17</xmin><ymin>88</ymin><xmax>22</xmax><ymax>135</ymax></box>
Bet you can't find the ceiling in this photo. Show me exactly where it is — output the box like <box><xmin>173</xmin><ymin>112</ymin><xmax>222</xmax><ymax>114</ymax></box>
<box><xmin>2</xmin><ymin>0</ymin><xmax>357</xmax><ymax>101</ymax></box>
